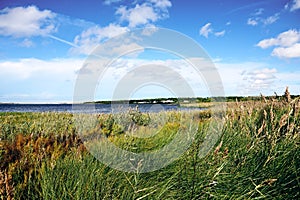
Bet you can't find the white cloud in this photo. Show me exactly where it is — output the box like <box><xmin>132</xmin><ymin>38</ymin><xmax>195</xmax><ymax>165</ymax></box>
<box><xmin>285</xmin><ymin>3</ymin><xmax>289</xmax><ymax>10</ymax></box>
<box><xmin>95</xmin><ymin>57</ymin><xmax>213</xmax><ymax>98</ymax></box>
<box><xmin>71</xmin><ymin>23</ymin><xmax>129</xmax><ymax>55</ymax></box>
<box><xmin>98</xmin><ymin>59</ymin><xmax>299</xmax><ymax>97</ymax></box>
<box><xmin>200</xmin><ymin>23</ymin><xmax>226</xmax><ymax>38</ymax></box>
<box><xmin>199</xmin><ymin>23</ymin><xmax>213</xmax><ymax>38</ymax></box>
<box><xmin>103</xmin><ymin>0</ymin><xmax>123</xmax><ymax>5</ymax></box>
<box><xmin>215</xmin><ymin>30</ymin><xmax>225</xmax><ymax>37</ymax></box>
<box><xmin>257</xmin><ymin>29</ymin><xmax>300</xmax><ymax>48</ymax></box>
<box><xmin>150</xmin><ymin>0</ymin><xmax>172</xmax><ymax>9</ymax></box>
<box><xmin>117</xmin><ymin>4</ymin><xmax>158</xmax><ymax>27</ymax></box>
<box><xmin>104</xmin><ymin>59</ymin><xmax>269</xmax><ymax>97</ymax></box>
<box><xmin>141</xmin><ymin>24</ymin><xmax>158</xmax><ymax>36</ymax></box>
<box><xmin>262</xmin><ymin>13</ymin><xmax>279</xmax><ymax>25</ymax></box>
<box><xmin>247</xmin><ymin>68</ymin><xmax>277</xmax><ymax>78</ymax></box>
<box><xmin>290</xmin><ymin>0</ymin><xmax>300</xmax><ymax>11</ymax></box>
<box><xmin>215</xmin><ymin>60</ymin><xmax>300</xmax><ymax>96</ymax></box>
<box><xmin>71</xmin><ymin>0</ymin><xmax>171</xmax><ymax>55</ymax></box>
<box><xmin>19</xmin><ymin>38</ymin><xmax>34</xmax><ymax>48</ymax></box>
<box><xmin>1</xmin><ymin>57</ymin><xmax>299</xmax><ymax>102</ymax></box>
<box><xmin>247</xmin><ymin>12</ymin><xmax>279</xmax><ymax>26</ymax></box>
<box><xmin>247</xmin><ymin>18</ymin><xmax>258</xmax><ymax>26</ymax></box>
<box><xmin>0</xmin><ymin>58</ymin><xmax>85</xmax><ymax>102</ymax></box>
<box><xmin>0</xmin><ymin>58</ymin><xmax>82</xmax><ymax>80</ymax></box>
<box><xmin>272</xmin><ymin>43</ymin><xmax>300</xmax><ymax>58</ymax></box>
<box><xmin>94</xmin><ymin>42</ymin><xmax>144</xmax><ymax>57</ymax></box>
<box><xmin>98</xmin><ymin>59</ymin><xmax>300</xmax><ymax>97</ymax></box>
<box><xmin>0</xmin><ymin>6</ymin><xmax>56</xmax><ymax>37</ymax></box>
<box><xmin>257</xmin><ymin>29</ymin><xmax>300</xmax><ymax>59</ymax></box>
<box><xmin>257</xmin><ymin>38</ymin><xmax>278</xmax><ymax>49</ymax></box>
<box><xmin>216</xmin><ymin>61</ymin><xmax>281</xmax><ymax>95</ymax></box>
<box><xmin>254</xmin><ymin>8</ymin><xmax>264</xmax><ymax>15</ymax></box>
<box><xmin>116</xmin><ymin>1</ymin><xmax>171</xmax><ymax>28</ymax></box>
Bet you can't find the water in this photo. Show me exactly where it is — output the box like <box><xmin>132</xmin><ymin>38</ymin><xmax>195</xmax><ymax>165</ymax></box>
<box><xmin>0</xmin><ymin>103</ymin><xmax>201</xmax><ymax>113</ymax></box>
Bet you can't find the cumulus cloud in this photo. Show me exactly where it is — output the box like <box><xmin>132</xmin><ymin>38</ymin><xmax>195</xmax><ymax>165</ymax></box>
<box><xmin>199</xmin><ymin>23</ymin><xmax>225</xmax><ymax>38</ymax></box>
<box><xmin>95</xmin><ymin>57</ymin><xmax>212</xmax><ymax>98</ymax></box>
<box><xmin>117</xmin><ymin>4</ymin><xmax>157</xmax><ymax>27</ymax></box>
<box><xmin>247</xmin><ymin>11</ymin><xmax>279</xmax><ymax>26</ymax></box>
<box><xmin>0</xmin><ymin>58</ymin><xmax>82</xmax><ymax>80</ymax></box>
<box><xmin>238</xmin><ymin>68</ymin><xmax>277</xmax><ymax>95</ymax></box>
<box><xmin>257</xmin><ymin>29</ymin><xmax>300</xmax><ymax>59</ymax></box>
<box><xmin>246</xmin><ymin>68</ymin><xmax>277</xmax><ymax>79</ymax></box>
<box><xmin>262</xmin><ymin>13</ymin><xmax>280</xmax><ymax>25</ymax></box>
<box><xmin>241</xmin><ymin>68</ymin><xmax>277</xmax><ymax>93</ymax></box>
<box><xmin>215</xmin><ymin>30</ymin><xmax>225</xmax><ymax>37</ymax></box>
<box><xmin>0</xmin><ymin>57</ymin><xmax>298</xmax><ymax>101</ymax></box>
<box><xmin>257</xmin><ymin>38</ymin><xmax>278</xmax><ymax>49</ymax></box>
<box><xmin>103</xmin><ymin>0</ymin><xmax>123</xmax><ymax>5</ymax></box>
<box><xmin>150</xmin><ymin>0</ymin><xmax>172</xmax><ymax>9</ymax></box>
<box><xmin>0</xmin><ymin>5</ymin><xmax>56</xmax><ymax>37</ymax></box>
<box><xmin>94</xmin><ymin>42</ymin><xmax>144</xmax><ymax>57</ymax></box>
<box><xmin>71</xmin><ymin>0</ymin><xmax>171</xmax><ymax>55</ymax></box>
<box><xmin>257</xmin><ymin>29</ymin><xmax>300</xmax><ymax>48</ymax></box>
<box><xmin>0</xmin><ymin>58</ymin><xmax>84</xmax><ymax>102</ymax></box>
<box><xmin>290</xmin><ymin>0</ymin><xmax>300</xmax><ymax>11</ymax></box>
<box><xmin>33</xmin><ymin>60</ymin><xmax>300</xmax><ymax>100</ymax></box>
<box><xmin>116</xmin><ymin>0</ymin><xmax>171</xmax><ymax>28</ymax></box>
<box><xmin>19</xmin><ymin>38</ymin><xmax>34</xmax><ymax>48</ymax></box>
<box><xmin>71</xmin><ymin>0</ymin><xmax>172</xmax><ymax>55</ymax></box>
<box><xmin>272</xmin><ymin>43</ymin><xmax>300</xmax><ymax>58</ymax></box>
<box><xmin>199</xmin><ymin>23</ymin><xmax>212</xmax><ymax>38</ymax></box>
<box><xmin>71</xmin><ymin>23</ymin><xmax>129</xmax><ymax>55</ymax></box>
<box><xmin>141</xmin><ymin>24</ymin><xmax>158</xmax><ymax>36</ymax></box>
<box><xmin>254</xmin><ymin>8</ymin><xmax>264</xmax><ymax>15</ymax></box>
<box><xmin>247</xmin><ymin>18</ymin><xmax>258</xmax><ymax>26</ymax></box>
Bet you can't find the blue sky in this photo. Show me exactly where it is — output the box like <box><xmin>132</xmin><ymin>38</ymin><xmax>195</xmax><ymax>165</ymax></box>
<box><xmin>0</xmin><ymin>0</ymin><xmax>300</xmax><ymax>102</ymax></box>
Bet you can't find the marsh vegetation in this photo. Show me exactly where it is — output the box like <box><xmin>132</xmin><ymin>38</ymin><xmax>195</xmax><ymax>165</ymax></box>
<box><xmin>0</xmin><ymin>95</ymin><xmax>299</xmax><ymax>199</ymax></box>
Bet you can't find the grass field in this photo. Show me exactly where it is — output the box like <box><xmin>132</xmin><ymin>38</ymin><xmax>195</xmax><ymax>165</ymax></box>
<box><xmin>0</xmin><ymin>97</ymin><xmax>299</xmax><ymax>199</ymax></box>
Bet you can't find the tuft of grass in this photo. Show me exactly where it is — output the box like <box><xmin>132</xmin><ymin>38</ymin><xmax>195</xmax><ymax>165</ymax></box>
<box><xmin>0</xmin><ymin>97</ymin><xmax>299</xmax><ymax>199</ymax></box>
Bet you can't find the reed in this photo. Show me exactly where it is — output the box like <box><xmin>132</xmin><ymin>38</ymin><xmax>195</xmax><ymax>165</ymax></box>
<box><xmin>0</xmin><ymin>95</ymin><xmax>299</xmax><ymax>199</ymax></box>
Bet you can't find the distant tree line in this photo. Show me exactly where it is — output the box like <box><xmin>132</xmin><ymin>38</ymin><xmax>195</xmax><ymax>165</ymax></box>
<box><xmin>89</xmin><ymin>88</ymin><xmax>299</xmax><ymax>104</ymax></box>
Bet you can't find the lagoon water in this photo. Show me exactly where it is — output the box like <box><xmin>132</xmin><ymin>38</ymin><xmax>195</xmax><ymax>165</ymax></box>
<box><xmin>0</xmin><ymin>103</ymin><xmax>199</xmax><ymax>113</ymax></box>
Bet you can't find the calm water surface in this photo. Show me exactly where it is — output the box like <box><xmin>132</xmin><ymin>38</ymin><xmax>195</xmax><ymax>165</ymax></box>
<box><xmin>0</xmin><ymin>103</ymin><xmax>201</xmax><ymax>113</ymax></box>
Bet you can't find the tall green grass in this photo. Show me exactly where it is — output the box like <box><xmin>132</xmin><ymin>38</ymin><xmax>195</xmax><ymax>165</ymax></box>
<box><xmin>0</xmin><ymin>98</ymin><xmax>299</xmax><ymax>199</ymax></box>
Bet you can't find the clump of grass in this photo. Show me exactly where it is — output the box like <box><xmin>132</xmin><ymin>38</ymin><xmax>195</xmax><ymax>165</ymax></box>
<box><xmin>0</xmin><ymin>95</ymin><xmax>299</xmax><ymax>199</ymax></box>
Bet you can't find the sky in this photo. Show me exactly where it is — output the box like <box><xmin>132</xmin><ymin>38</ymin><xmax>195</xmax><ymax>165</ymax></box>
<box><xmin>0</xmin><ymin>0</ymin><xmax>300</xmax><ymax>103</ymax></box>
